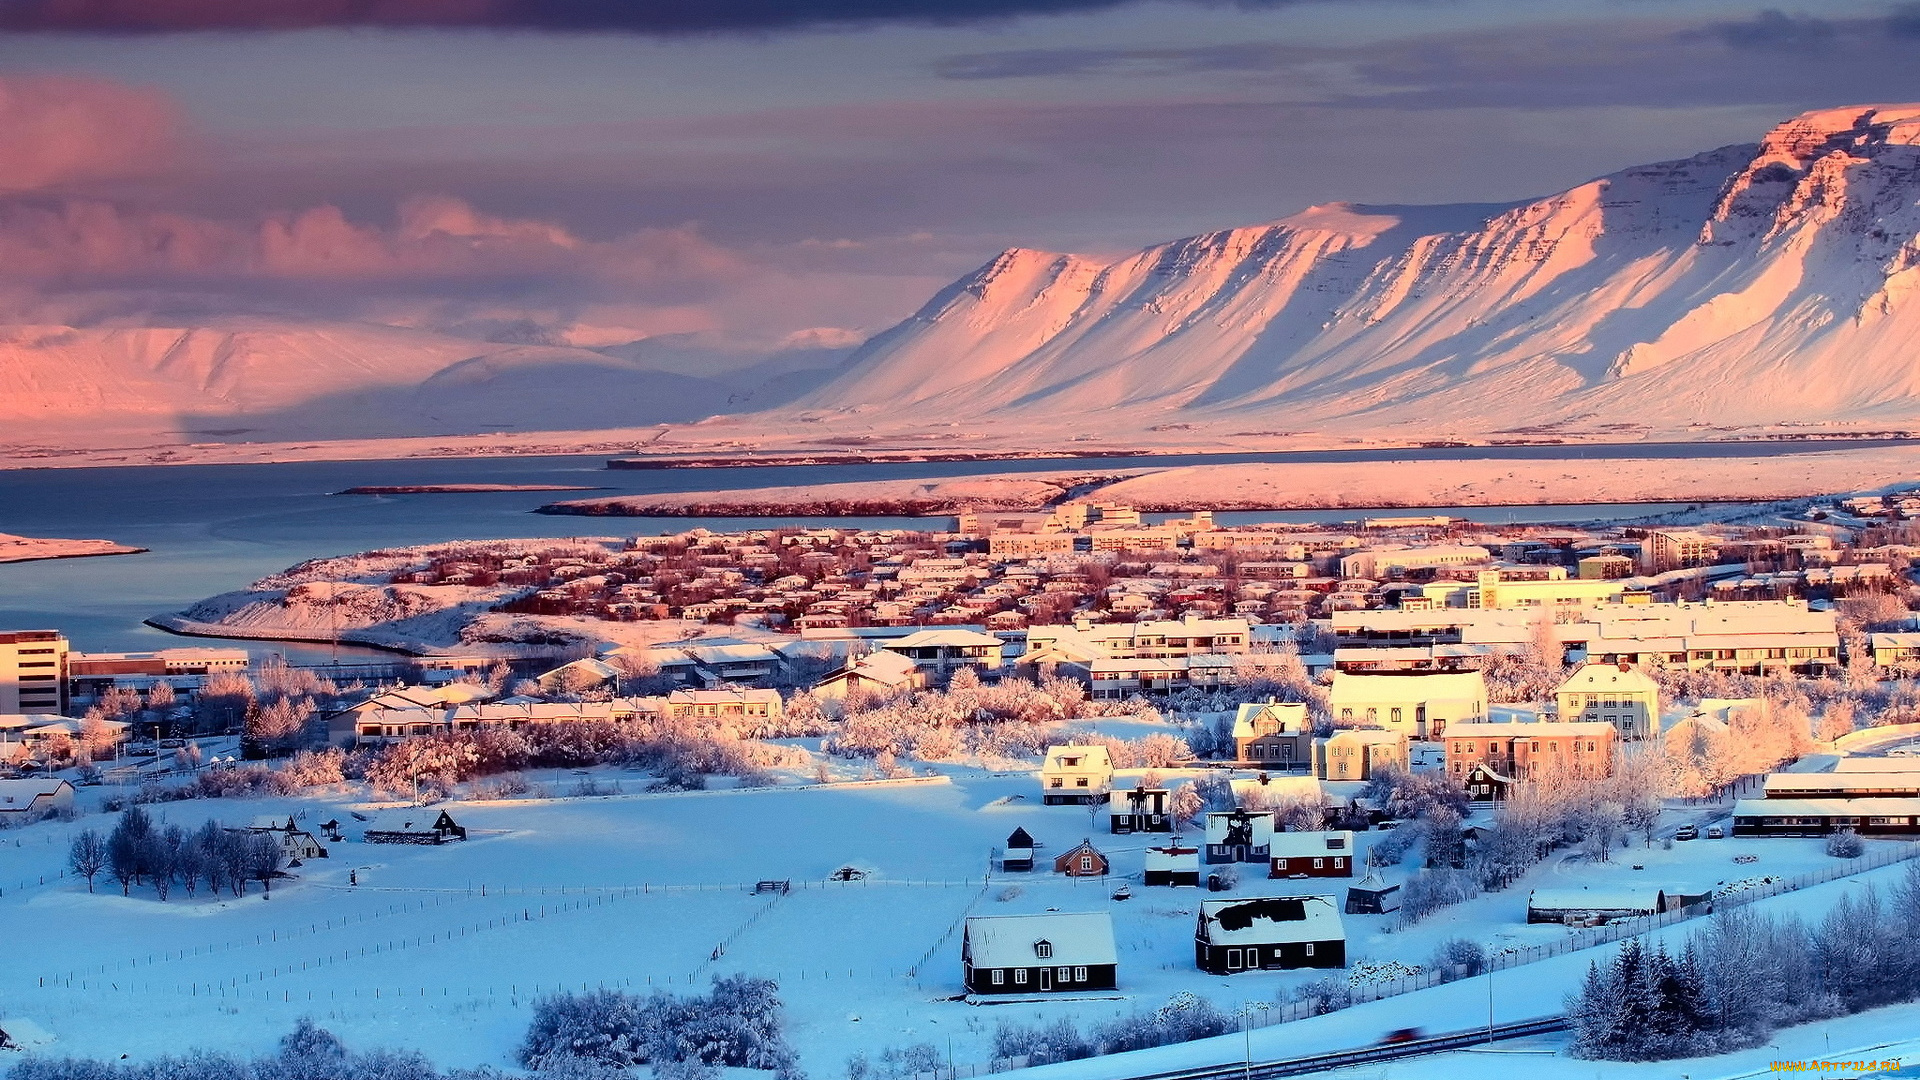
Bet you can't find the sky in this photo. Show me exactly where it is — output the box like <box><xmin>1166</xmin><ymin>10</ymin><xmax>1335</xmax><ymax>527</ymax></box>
<box><xmin>0</xmin><ymin>0</ymin><xmax>1915</xmax><ymax>359</ymax></box>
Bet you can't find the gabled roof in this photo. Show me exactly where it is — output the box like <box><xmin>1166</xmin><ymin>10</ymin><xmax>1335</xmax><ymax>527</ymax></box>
<box><xmin>1198</xmin><ymin>896</ymin><xmax>1344</xmax><ymax>945</ymax></box>
<box><xmin>1232</xmin><ymin>702</ymin><xmax>1309</xmax><ymax>739</ymax></box>
<box><xmin>1267</xmin><ymin>830</ymin><xmax>1354</xmax><ymax>860</ymax></box>
<box><xmin>1006</xmin><ymin>827</ymin><xmax>1035</xmax><ymax>850</ymax></box>
<box><xmin>1555</xmin><ymin>663</ymin><xmax>1660</xmax><ymax>695</ymax></box>
<box><xmin>1042</xmin><ymin>745</ymin><xmax>1112</xmax><ymax>772</ymax></box>
<box><xmin>964</xmin><ymin>912</ymin><xmax>1117</xmax><ymax>968</ymax></box>
<box><xmin>1527</xmin><ymin>887</ymin><xmax>1664</xmax><ymax>913</ymax></box>
<box><xmin>886</xmin><ymin>628</ymin><xmax>1001</xmax><ymax>649</ymax></box>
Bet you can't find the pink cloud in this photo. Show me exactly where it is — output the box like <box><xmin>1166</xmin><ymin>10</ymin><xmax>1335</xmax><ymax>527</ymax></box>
<box><xmin>0</xmin><ymin>75</ymin><xmax>179</xmax><ymax>192</ymax></box>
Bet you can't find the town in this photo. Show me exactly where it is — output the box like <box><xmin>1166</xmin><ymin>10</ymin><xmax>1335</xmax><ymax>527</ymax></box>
<box><xmin>5</xmin><ymin>494</ymin><xmax>1920</xmax><ymax>1077</ymax></box>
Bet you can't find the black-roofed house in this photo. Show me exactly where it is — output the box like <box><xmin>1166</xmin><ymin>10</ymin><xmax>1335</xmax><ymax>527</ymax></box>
<box><xmin>1204</xmin><ymin>809</ymin><xmax>1273</xmax><ymax>864</ymax></box>
<box><xmin>1108</xmin><ymin>786</ymin><xmax>1172</xmax><ymax>834</ymax></box>
<box><xmin>363</xmin><ymin>809</ymin><xmax>467</xmax><ymax>845</ymax></box>
<box><xmin>962</xmin><ymin>912</ymin><xmax>1117</xmax><ymax>994</ymax></box>
<box><xmin>1195</xmin><ymin>895</ymin><xmax>1346</xmax><ymax>974</ymax></box>
<box><xmin>1002</xmin><ymin>827</ymin><xmax>1035</xmax><ymax>872</ymax></box>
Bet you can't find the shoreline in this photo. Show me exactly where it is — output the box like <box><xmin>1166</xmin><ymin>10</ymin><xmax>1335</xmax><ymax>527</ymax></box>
<box><xmin>332</xmin><ymin>484</ymin><xmax>602</xmax><ymax>495</ymax></box>
<box><xmin>0</xmin><ymin>535</ymin><xmax>148</xmax><ymax>565</ymax></box>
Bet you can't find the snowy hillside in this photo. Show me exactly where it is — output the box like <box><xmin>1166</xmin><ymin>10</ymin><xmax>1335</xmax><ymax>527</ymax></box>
<box><xmin>0</xmin><ymin>321</ymin><xmax>843</xmax><ymax>443</ymax></box>
<box><xmin>799</xmin><ymin>105</ymin><xmax>1920</xmax><ymax>438</ymax></box>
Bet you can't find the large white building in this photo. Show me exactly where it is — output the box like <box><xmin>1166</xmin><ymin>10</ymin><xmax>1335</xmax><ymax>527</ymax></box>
<box><xmin>1328</xmin><ymin>671</ymin><xmax>1487</xmax><ymax>740</ymax></box>
<box><xmin>1554</xmin><ymin>662</ymin><xmax>1661</xmax><ymax>740</ymax></box>
<box><xmin>0</xmin><ymin>631</ymin><xmax>67</xmax><ymax>716</ymax></box>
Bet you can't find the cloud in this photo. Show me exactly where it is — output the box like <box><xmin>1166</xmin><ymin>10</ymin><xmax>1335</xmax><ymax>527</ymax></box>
<box><xmin>0</xmin><ymin>0</ymin><xmax>1324</xmax><ymax>34</ymax></box>
<box><xmin>0</xmin><ymin>75</ymin><xmax>179</xmax><ymax>191</ymax></box>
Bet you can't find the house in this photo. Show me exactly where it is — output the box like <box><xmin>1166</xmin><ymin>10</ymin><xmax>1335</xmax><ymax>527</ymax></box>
<box><xmin>1445</xmin><ymin>720</ymin><xmax>1618</xmax><ymax>782</ymax></box>
<box><xmin>664</xmin><ymin>687</ymin><xmax>783</xmax><ymax>726</ymax></box>
<box><xmin>0</xmin><ymin>778</ymin><xmax>73</xmax><ymax>821</ymax></box>
<box><xmin>1144</xmin><ymin>843</ymin><xmax>1200</xmax><ymax>887</ymax></box>
<box><xmin>1041</xmin><ymin>745</ymin><xmax>1113</xmax><ymax>804</ymax></box>
<box><xmin>1194</xmin><ymin>896</ymin><xmax>1346</xmax><ymax>974</ymax></box>
<box><xmin>811</xmin><ymin>649</ymin><xmax>923</xmax><ymax>700</ymax></box>
<box><xmin>1268</xmin><ymin>831</ymin><xmax>1356</xmax><ymax>879</ymax></box>
<box><xmin>1204</xmin><ymin>809</ymin><xmax>1274</xmax><ymax>864</ymax></box>
<box><xmin>1527</xmin><ymin>887</ymin><xmax>1666</xmax><ymax>924</ymax></box>
<box><xmin>1328</xmin><ymin>671</ymin><xmax>1486</xmax><ymax>739</ymax></box>
<box><xmin>962</xmin><ymin>912</ymin><xmax>1117</xmax><ymax>994</ymax></box>
<box><xmin>1232</xmin><ymin>702</ymin><xmax>1314</xmax><ymax>768</ymax></box>
<box><xmin>1554</xmin><ymin>663</ymin><xmax>1659</xmax><ymax>740</ymax></box>
<box><xmin>1002</xmin><ymin>827</ymin><xmax>1035</xmax><ymax>872</ymax></box>
<box><xmin>1462</xmin><ymin>762</ymin><xmax>1516</xmax><ymax>802</ymax></box>
<box><xmin>363</xmin><ymin>810</ymin><xmax>467</xmax><ymax>845</ymax></box>
<box><xmin>1108</xmin><ymin>787</ymin><xmax>1172</xmax><ymax>834</ymax></box>
<box><xmin>1316</xmin><ymin>729</ymin><xmax>1407</xmax><ymax>781</ymax></box>
<box><xmin>880</xmin><ymin>628</ymin><xmax>1004</xmax><ymax>684</ymax></box>
<box><xmin>1054</xmin><ymin>839</ymin><xmax>1109</xmax><ymax>877</ymax></box>
<box><xmin>534</xmin><ymin>657</ymin><xmax>619</xmax><ymax>696</ymax></box>
<box><xmin>1344</xmin><ymin>872</ymin><xmax>1401</xmax><ymax>914</ymax></box>
<box><xmin>239</xmin><ymin>816</ymin><xmax>328</xmax><ymax>861</ymax></box>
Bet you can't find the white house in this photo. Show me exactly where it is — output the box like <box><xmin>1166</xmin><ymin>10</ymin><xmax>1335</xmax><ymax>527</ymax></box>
<box><xmin>881</xmin><ymin>628</ymin><xmax>1004</xmax><ymax>683</ymax></box>
<box><xmin>811</xmin><ymin>649</ymin><xmax>924</xmax><ymax>700</ymax></box>
<box><xmin>0</xmin><ymin>777</ymin><xmax>73</xmax><ymax>821</ymax></box>
<box><xmin>1041</xmin><ymin>745</ymin><xmax>1113</xmax><ymax>804</ymax></box>
<box><xmin>1204</xmin><ymin>809</ymin><xmax>1274</xmax><ymax>864</ymax></box>
<box><xmin>1328</xmin><ymin>671</ymin><xmax>1487</xmax><ymax>739</ymax></box>
<box><xmin>1554</xmin><ymin>662</ymin><xmax>1659</xmax><ymax>740</ymax></box>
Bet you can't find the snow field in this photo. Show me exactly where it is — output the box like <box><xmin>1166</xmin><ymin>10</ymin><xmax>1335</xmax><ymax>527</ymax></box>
<box><xmin>4</xmin><ymin>771</ymin><xmax>1916</xmax><ymax>1078</ymax></box>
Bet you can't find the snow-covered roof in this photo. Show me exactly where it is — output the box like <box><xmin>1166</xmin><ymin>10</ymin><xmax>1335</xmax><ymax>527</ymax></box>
<box><xmin>1834</xmin><ymin>756</ymin><xmax>1920</xmax><ymax>773</ymax></box>
<box><xmin>1231</xmin><ymin>702</ymin><xmax>1309</xmax><ymax>739</ymax></box>
<box><xmin>1555</xmin><ymin>663</ymin><xmax>1659</xmax><ymax>695</ymax></box>
<box><xmin>1735</xmin><ymin>797</ymin><xmax>1920</xmax><ymax>816</ymax></box>
<box><xmin>1144</xmin><ymin>845</ymin><xmax>1199</xmax><ymax>871</ymax></box>
<box><xmin>1043</xmin><ymin>745</ymin><xmax>1112</xmax><ymax>773</ymax></box>
<box><xmin>886</xmin><ymin>628</ymin><xmax>1001</xmax><ymax>649</ymax></box>
<box><xmin>1230</xmin><ymin>775</ymin><xmax>1324</xmax><ymax>803</ymax></box>
<box><xmin>1763</xmin><ymin>773</ymin><xmax>1920</xmax><ymax>796</ymax></box>
<box><xmin>1444</xmin><ymin>721</ymin><xmax>1617</xmax><ymax>740</ymax></box>
<box><xmin>0</xmin><ymin>778</ymin><xmax>72</xmax><ymax>806</ymax></box>
<box><xmin>1268</xmin><ymin>830</ymin><xmax>1354</xmax><ymax>860</ymax></box>
<box><xmin>1198</xmin><ymin>896</ymin><xmax>1344</xmax><ymax>946</ymax></box>
<box><xmin>1348</xmin><ymin>871</ymin><xmax>1398</xmax><ymax>895</ymax></box>
<box><xmin>1329</xmin><ymin>671</ymin><xmax>1486</xmax><ymax>704</ymax></box>
<box><xmin>1527</xmin><ymin>887</ymin><xmax>1664</xmax><ymax>914</ymax></box>
<box><xmin>964</xmin><ymin>913</ymin><xmax>1116</xmax><ymax>968</ymax></box>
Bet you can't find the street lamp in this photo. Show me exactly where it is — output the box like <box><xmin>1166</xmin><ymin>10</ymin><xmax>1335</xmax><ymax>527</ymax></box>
<box><xmin>1241</xmin><ymin>1001</ymin><xmax>1271</xmax><ymax>1080</ymax></box>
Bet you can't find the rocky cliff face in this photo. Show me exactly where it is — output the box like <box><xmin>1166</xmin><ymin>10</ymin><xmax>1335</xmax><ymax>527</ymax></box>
<box><xmin>801</xmin><ymin>105</ymin><xmax>1920</xmax><ymax>438</ymax></box>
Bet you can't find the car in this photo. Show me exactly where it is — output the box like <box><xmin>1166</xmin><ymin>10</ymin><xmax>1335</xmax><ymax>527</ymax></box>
<box><xmin>1674</xmin><ymin>824</ymin><xmax>1699</xmax><ymax>841</ymax></box>
<box><xmin>1381</xmin><ymin>1028</ymin><xmax>1425</xmax><ymax>1045</ymax></box>
<box><xmin>1706</xmin><ymin>825</ymin><xmax>1725</xmax><ymax>839</ymax></box>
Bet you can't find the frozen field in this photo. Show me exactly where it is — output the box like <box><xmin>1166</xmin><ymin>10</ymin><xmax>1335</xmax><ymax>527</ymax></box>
<box><xmin>0</xmin><ymin>771</ymin><xmax>1912</xmax><ymax>1077</ymax></box>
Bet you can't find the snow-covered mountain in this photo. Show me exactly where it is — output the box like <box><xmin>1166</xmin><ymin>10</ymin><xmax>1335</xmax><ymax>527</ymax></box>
<box><xmin>0</xmin><ymin>321</ymin><xmax>845</xmax><ymax>444</ymax></box>
<box><xmin>799</xmin><ymin>105</ymin><xmax>1920</xmax><ymax>439</ymax></box>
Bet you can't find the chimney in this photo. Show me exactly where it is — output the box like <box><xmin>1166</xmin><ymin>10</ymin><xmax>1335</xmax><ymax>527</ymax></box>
<box><xmin>1618</xmin><ymin>662</ymin><xmax>1631</xmax><ymax>673</ymax></box>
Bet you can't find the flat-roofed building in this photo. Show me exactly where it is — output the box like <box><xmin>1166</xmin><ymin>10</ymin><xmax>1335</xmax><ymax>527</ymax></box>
<box><xmin>0</xmin><ymin>631</ymin><xmax>68</xmax><ymax>715</ymax></box>
<box><xmin>1445</xmin><ymin>720</ymin><xmax>1618</xmax><ymax>782</ymax></box>
<box><xmin>1329</xmin><ymin>671</ymin><xmax>1486</xmax><ymax>739</ymax></box>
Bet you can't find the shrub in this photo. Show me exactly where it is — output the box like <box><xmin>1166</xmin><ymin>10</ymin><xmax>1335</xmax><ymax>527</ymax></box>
<box><xmin>1825</xmin><ymin>829</ymin><xmax>1864</xmax><ymax>859</ymax></box>
<box><xmin>1430</xmin><ymin>938</ymin><xmax>1487</xmax><ymax>981</ymax></box>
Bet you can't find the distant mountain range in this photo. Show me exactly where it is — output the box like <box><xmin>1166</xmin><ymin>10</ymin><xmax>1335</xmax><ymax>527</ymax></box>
<box><xmin>795</xmin><ymin>104</ymin><xmax>1920</xmax><ymax>441</ymax></box>
<box><xmin>8</xmin><ymin>104</ymin><xmax>1920</xmax><ymax>452</ymax></box>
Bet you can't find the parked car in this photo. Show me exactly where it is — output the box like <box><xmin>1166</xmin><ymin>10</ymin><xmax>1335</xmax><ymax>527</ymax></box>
<box><xmin>1706</xmin><ymin>825</ymin><xmax>1724</xmax><ymax>840</ymax></box>
<box><xmin>1674</xmin><ymin>824</ymin><xmax>1699</xmax><ymax>841</ymax></box>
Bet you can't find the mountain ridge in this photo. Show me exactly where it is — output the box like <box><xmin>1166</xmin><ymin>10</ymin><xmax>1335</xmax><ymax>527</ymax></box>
<box><xmin>794</xmin><ymin>104</ymin><xmax>1920</xmax><ymax>439</ymax></box>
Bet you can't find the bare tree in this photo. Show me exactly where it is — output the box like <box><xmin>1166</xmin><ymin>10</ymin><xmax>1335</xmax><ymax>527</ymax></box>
<box><xmin>68</xmin><ymin>829</ymin><xmax>108</xmax><ymax>892</ymax></box>
<box><xmin>248</xmin><ymin>832</ymin><xmax>288</xmax><ymax>893</ymax></box>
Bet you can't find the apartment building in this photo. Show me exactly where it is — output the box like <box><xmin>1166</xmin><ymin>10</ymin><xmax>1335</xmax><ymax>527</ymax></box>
<box><xmin>1444</xmin><ymin>720</ymin><xmax>1618</xmax><ymax>785</ymax></box>
<box><xmin>1553</xmin><ymin>662</ymin><xmax>1660</xmax><ymax>740</ymax></box>
<box><xmin>0</xmin><ymin>631</ymin><xmax>68</xmax><ymax>715</ymax></box>
<box><xmin>1328</xmin><ymin>671</ymin><xmax>1487</xmax><ymax>740</ymax></box>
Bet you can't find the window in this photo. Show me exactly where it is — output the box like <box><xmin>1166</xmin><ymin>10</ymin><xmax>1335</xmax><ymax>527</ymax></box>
<box><xmin>1080</xmin><ymin>855</ymin><xmax>1094</xmax><ymax>872</ymax></box>
<box><xmin>1390</xmin><ymin>707</ymin><xmax>1402</xmax><ymax>724</ymax></box>
<box><xmin>1304</xmin><ymin>943</ymin><xmax>1315</xmax><ymax>956</ymax></box>
<box><xmin>1034</xmin><ymin>941</ymin><xmax>1052</xmax><ymax>959</ymax></box>
<box><xmin>1015</xmin><ymin>969</ymin><xmax>1028</xmax><ymax>984</ymax></box>
<box><xmin>991</xmin><ymin>969</ymin><xmax>1005</xmax><ymax>985</ymax></box>
<box><xmin>1074</xmin><ymin>966</ymin><xmax>1087</xmax><ymax>981</ymax></box>
<box><xmin>1313</xmin><ymin>858</ymin><xmax>1324</xmax><ymax>868</ymax></box>
<box><xmin>1057</xmin><ymin>967</ymin><xmax>1071</xmax><ymax>982</ymax></box>
<box><xmin>1075</xmin><ymin>778</ymin><xmax>1089</xmax><ymax>787</ymax></box>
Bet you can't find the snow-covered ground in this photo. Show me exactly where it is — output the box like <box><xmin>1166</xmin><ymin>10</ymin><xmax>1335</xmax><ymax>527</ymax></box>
<box><xmin>1</xmin><ymin>766</ymin><xmax>1910</xmax><ymax>1078</ymax></box>
<box><xmin>0</xmin><ymin>533</ymin><xmax>145</xmax><ymax>564</ymax></box>
<box><xmin>533</xmin><ymin>447</ymin><xmax>1920</xmax><ymax>516</ymax></box>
